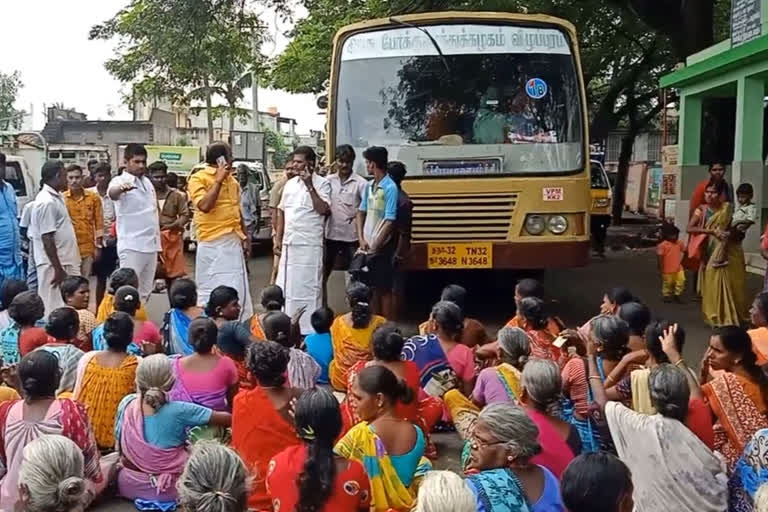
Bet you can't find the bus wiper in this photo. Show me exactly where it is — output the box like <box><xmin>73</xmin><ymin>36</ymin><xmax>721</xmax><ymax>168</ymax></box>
<box><xmin>389</xmin><ymin>17</ymin><xmax>451</xmax><ymax>74</ymax></box>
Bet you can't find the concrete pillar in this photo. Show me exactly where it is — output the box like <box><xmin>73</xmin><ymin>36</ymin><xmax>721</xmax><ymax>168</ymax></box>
<box><xmin>674</xmin><ymin>93</ymin><xmax>708</xmax><ymax>231</ymax></box>
<box><xmin>732</xmin><ymin>76</ymin><xmax>765</xmax><ymax>254</ymax></box>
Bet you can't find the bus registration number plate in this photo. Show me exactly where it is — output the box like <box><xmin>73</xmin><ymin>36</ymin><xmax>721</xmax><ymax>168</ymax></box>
<box><xmin>543</xmin><ymin>187</ymin><xmax>564</xmax><ymax>201</ymax></box>
<box><xmin>427</xmin><ymin>243</ymin><xmax>493</xmax><ymax>269</ymax></box>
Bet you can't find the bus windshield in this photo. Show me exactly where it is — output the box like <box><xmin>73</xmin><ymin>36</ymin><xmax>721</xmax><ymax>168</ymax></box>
<box><xmin>335</xmin><ymin>23</ymin><xmax>584</xmax><ymax>176</ymax></box>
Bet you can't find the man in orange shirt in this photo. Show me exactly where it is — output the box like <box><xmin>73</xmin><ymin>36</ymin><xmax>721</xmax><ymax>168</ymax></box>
<box><xmin>188</xmin><ymin>142</ymin><xmax>253</xmax><ymax>320</ymax></box>
<box><xmin>64</xmin><ymin>164</ymin><xmax>103</xmax><ymax>278</ymax></box>
<box><xmin>657</xmin><ymin>223</ymin><xmax>686</xmax><ymax>302</ymax></box>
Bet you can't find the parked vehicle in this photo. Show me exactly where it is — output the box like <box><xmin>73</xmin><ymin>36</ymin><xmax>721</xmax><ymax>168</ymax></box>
<box><xmin>0</xmin><ymin>131</ymin><xmax>47</xmax><ymax>215</ymax></box>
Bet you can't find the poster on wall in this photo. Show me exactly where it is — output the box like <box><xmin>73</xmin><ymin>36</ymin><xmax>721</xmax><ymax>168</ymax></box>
<box><xmin>646</xmin><ymin>166</ymin><xmax>663</xmax><ymax>209</ymax></box>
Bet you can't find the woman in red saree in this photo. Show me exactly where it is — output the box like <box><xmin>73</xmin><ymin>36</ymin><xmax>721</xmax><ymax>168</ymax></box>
<box><xmin>232</xmin><ymin>340</ymin><xmax>303</xmax><ymax>511</ymax></box>
<box><xmin>518</xmin><ymin>297</ymin><xmax>561</xmax><ymax>362</ymax></box>
<box><xmin>340</xmin><ymin>324</ymin><xmax>442</xmax><ymax>457</ymax></box>
<box><xmin>702</xmin><ymin>326</ymin><xmax>768</xmax><ymax>469</ymax></box>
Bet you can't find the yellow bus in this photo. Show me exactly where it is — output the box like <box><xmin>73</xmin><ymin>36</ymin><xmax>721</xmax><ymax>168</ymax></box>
<box><xmin>327</xmin><ymin>11</ymin><xmax>591</xmax><ymax>270</ymax></box>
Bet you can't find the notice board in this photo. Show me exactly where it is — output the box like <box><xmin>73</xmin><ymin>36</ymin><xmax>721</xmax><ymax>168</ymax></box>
<box><xmin>732</xmin><ymin>0</ymin><xmax>762</xmax><ymax>46</ymax></box>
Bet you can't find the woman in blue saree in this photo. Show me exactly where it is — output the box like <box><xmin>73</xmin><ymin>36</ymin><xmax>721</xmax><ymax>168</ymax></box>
<box><xmin>161</xmin><ymin>278</ymin><xmax>204</xmax><ymax>355</ymax></box>
<box><xmin>730</xmin><ymin>428</ymin><xmax>768</xmax><ymax>511</ymax></box>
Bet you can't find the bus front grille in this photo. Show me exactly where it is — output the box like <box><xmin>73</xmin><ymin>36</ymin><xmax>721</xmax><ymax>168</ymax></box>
<box><xmin>409</xmin><ymin>192</ymin><xmax>518</xmax><ymax>241</ymax></box>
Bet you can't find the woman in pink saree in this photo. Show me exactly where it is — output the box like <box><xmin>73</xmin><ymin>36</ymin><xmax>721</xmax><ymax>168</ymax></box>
<box><xmin>114</xmin><ymin>355</ymin><xmax>231</xmax><ymax>507</ymax></box>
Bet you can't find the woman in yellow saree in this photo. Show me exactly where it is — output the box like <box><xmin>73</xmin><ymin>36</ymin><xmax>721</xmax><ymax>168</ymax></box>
<box><xmin>329</xmin><ymin>282</ymin><xmax>386</xmax><ymax>391</ymax></box>
<box><xmin>335</xmin><ymin>365</ymin><xmax>431</xmax><ymax>511</ymax></box>
<box><xmin>688</xmin><ymin>180</ymin><xmax>748</xmax><ymax>327</ymax></box>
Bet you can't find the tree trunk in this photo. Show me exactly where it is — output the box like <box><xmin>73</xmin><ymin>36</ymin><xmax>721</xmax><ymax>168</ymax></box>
<box><xmin>611</xmin><ymin>132</ymin><xmax>637</xmax><ymax>225</ymax></box>
<box><xmin>204</xmin><ymin>82</ymin><xmax>214</xmax><ymax>144</ymax></box>
<box><xmin>228</xmin><ymin>103</ymin><xmax>236</xmax><ymax>142</ymax></box>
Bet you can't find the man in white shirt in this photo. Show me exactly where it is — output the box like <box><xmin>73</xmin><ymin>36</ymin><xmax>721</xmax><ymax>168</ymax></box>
<box><xmin>323</xmin><ymin>144</ymin><xmax>366</xmax><ymax>299</ymax></box>
<box><xmin>275</xmin><ymin>146</ymin><xmax>331</xmax><ymax>334</ymax></box>
<box><xmin>108</xmin><ymin>143</ymin><xmax>161</xmax><ymax>303</ymax></box>
<box><xmin>28</xmin><ymin>160</ymin><xmax>81</xmax><ymax>315</ymax></box>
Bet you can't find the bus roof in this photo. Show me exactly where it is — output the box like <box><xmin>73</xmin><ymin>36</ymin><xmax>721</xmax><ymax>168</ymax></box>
<box><xmin>332</xmin><ymin>11</ymin><xmax>578</xmax><ymax>46</ymax></box>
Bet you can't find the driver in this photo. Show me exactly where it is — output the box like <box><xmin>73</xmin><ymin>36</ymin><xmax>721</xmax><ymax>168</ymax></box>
<box><xmin>472</xmin><ymin>86</ymin><xmax>507</xmax><ymax>144</ymax></box>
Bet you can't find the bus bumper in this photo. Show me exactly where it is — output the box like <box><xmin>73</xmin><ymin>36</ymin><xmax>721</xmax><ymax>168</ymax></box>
<box><xmin>405</xmin><ymin>240</ymin><xmax>590</xmax><ymax>270</ymax></box>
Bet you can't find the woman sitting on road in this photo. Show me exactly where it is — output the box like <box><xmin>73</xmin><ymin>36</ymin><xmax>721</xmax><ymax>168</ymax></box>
<box><xmin>701</xmin><ymin>325</ymin><xmax>768</xmax><ymax>469</ymax></box>
<box><xmin>588</xmin><ymin>334</ymin><xmax>728</xmax><ymax>512</ymax></box>
<box><xmin>419</xmin><ymin>284</ymin><xmax>489</xmax><ymax>348</ymax></box>
<box><xmin>335</xmin><ymin>366</ymin><xmax>431</xmax><ymax>511</ymax></box>
<box><xmin>403</xmin><ymin>301</ymin><xmax>473</xmax><ymax>398</ymax></box>
<box><xmin>60</xmin><ymin>275</ymin><xmax>96</xmax><ymax>352</ymax></box>
<box><xmin>162</xmin><ymin>278</ymin><xmax>204</xmax><ymax>356</ymax></box>
<box><xmin>329</xmin><ymin>282</ymin><xmax>387</xmax><ymax>391</ymax></box>
<box><xmin>38</xmin><ymin>307</ymin><xmax>85</xmax><ymax>397</ymax></box>
<box><xmin>517</xmin><ymin>297</ymin><xmax>561</xmax><ymax>362</ymax></box>
<box><xmin>177</xmin><ymin>441</ymin><xmax>250</xmax><ymax>512</ymax></box>
<box><xmin>576</xmin><ymin>286</ymin><xmax>634</xmax><ymax>343</ymax></box>
<box><xmin>114</xmin><ymin>355</ymin><xmax>232</xmax><ymax>507</ymax></box>
<box><xmin>618</xmin><ymin>301</ymin><xmax>651</xmax><ymax>353</ymax></box>
<box><xmin>73</xmin><ymin>311</ymin><xmax>140</xmax><ymax>451</ymax></box>
<box><xmin>250</xmin><ymin>284</ymin><xmax>285</xmax><ymax>340</ymax></box>
<box><xmin>263</xmin><ymin>311</ymin><xmax>320</xmax><ymax>390</ymax></box>
<box><xmin>231</xmin><ymin>341</ymin><xmax>303</xmax><ymax>511</ymax></box>
<box><xmin>92</xmin><ymin>286</ymin><xmax>161</xmax><ymax>356</ymax></box>
<box><xmin>95</xmin><ymin>268</ymin><xmax>149</xmax><ymax>323</ymax></box>
<box><xmin>0</xmin><ymin>291</ymin><xmax>46</xmax><ymax>365</ymax></box>
<box><xmin>464</xmin><ymin>403</ymin><xmax>565</xmax><ymax>512</ymax></box>
<box><xmin>444</xmin><ymin>327</ymin><xmax>531</xmax><ymax>440</ymax></box>
<box><xmin>268</xmin><ymin>389</ymin><xmax>371</xmax><ymax>512</ymax></box>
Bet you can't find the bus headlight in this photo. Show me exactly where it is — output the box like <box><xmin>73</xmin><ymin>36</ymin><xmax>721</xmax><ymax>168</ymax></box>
<box><xmin>548</xmin><ymin>215</ymin><xmax>568</xmax><ymax>234</ymax></box>
<box><xmin>525</xmin><ymin>215</ymin><xmax>546</xmax><ymax>235</ymax></box>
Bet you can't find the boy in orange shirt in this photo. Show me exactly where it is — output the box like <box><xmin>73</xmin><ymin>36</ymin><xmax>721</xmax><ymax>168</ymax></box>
<box><xmin>657</xmin><ymin>223</ymin><xmax>686</xmax><ymax>303</ymax></box>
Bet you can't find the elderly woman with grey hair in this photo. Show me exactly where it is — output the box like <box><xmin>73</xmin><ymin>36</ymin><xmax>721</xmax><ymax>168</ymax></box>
<box><xmin>587</xmin><ymin>333</ymin><xmax>728</xmax><ymax>512</ymax></box>
<box><xmin>464</xmin><ymin>403</ymin><xmax>565</xmax><ymax>512</ymax></box>
<box><xmin>177</xmin><ymin>441</ymin><xmax>250</xmax><ymax>512</ymax></box>
<box><xmin>444</xmin><ymin>327</ymin><xmax>531</xmax><ymax>440</ymax></box>
<box><xmin>17</xmin><ymin>434</ymin><xmax>87</xmax><ymax>512</ymax></box>
<box><xmin>416</xmin><ymin>470</ymin><xmax>476</xmax><ymax>512</ymax></box>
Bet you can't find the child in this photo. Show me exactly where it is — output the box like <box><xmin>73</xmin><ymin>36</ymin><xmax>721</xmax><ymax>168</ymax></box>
<box><xmin>263</xmin><ymin>311</ymin><xmax>321</xmax><ymax>390</ymax></box>
<box><xmin>96</xmin><ymin>268</ymin><xmax>149</xmax><ymax>323</ymax></box>
<box><xmin>305</xmin><ymin>307</ymin><xmax>334</xmax><ymax>386</ymax></box>
<box><xmin>733</xmin><ymin>183</ymin><xmax>757</xmax><ymax>233</ymax></box>
<box><xmin>0</xmin><ymin>279</ymin><xmax>28</xmax><ymax>331</ymax></box>
<box><xmin>60</xmin><ymin>275</ymin><xmax>96</xmax><ymax>351</ymax></box>
<box><xmin>656</xmin><ymin>223</ymin><xmax>686</xmax><ymax>303</ymax></box>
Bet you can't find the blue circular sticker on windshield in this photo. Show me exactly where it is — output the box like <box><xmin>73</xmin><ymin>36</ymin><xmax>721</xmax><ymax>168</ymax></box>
<box><xmin>525</xmin><ymin>78</ymin><xmax>548</xmax><ymax>99</ymax></box>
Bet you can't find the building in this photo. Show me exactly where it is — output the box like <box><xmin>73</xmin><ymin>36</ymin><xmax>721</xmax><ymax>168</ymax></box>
<box><xmin>660</xmin><ymin>4</ymin><xmax>768</xmax><ymax>272</ymax></box>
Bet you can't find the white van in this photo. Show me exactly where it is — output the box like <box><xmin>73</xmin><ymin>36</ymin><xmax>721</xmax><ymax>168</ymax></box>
<box><xmin>3</xmin><ymin>155</ymin><xmax>37</xmax><ymax>215</ymax></box>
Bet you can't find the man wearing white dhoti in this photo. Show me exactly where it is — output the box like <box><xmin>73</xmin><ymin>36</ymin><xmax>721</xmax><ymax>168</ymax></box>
<box><xmin>28</xmin><ymin>161</ymin><xmax>81</xmax><ymax>316</ymax></box>
<box><xmin>188</xmin><ymin>142</ymin><xmax>254</xmax><ymax>321</ymax></box>
<box><xmin>275</xmin><ymin>146</ymin><xmax>331</xmax><ymax>335</ymax></box>
<box><xmin>109</xmin><ymin>143</ymin><xmax>161</xmax><ymax>303</ymax></box>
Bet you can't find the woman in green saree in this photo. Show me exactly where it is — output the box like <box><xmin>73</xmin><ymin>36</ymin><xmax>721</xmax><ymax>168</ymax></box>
<box><xmin>688</xmin><ymin>179</ymin><xmax>748</xmax><ymax>326</ymax></box>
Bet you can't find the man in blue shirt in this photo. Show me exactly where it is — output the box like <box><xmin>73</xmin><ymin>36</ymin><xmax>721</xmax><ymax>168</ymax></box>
<box><xmin>356</xmin><ymin>146</ymin><xmax>398</xmax><ymax>318</ymax></box>
<box><xmin>0</xmin><ymin>152</ymin><xmax>24</xmax><ymax>290</ymax></box>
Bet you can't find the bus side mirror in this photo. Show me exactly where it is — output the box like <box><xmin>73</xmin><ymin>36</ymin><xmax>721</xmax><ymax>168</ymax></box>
<box><xmin>317</xmin><ymin>95</ymin><xmax>328</xmax><ymax>110</ymax></box>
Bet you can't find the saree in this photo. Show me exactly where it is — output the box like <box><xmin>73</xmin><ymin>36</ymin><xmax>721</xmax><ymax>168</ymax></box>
<box><xmin>164</xmin><ymin>308</ymin><xmax>195</xmax><ymax>355</ymax></box>
<box><xmin>250</xmin><ymin>314</ymin><xmax>266</xmax><ymax>340</ymax></box>
<box><xmin>465</xmin><ymin>468</ymin><xmax>531</xmax><ymax>512</ymax></box>
<box><xmin>605</xmin><ymin>401</ymin><xmax>728</xmax><ymax>512</ymax></box>
<box><xmin>329</xmin><ymin>314</ymin><xmax>386</xmax><ymax>391</ymax></box>
<box><xmin>401</xmin><ymin>334</ymin><xmax>460</xmax><ymax>398</ymax></box>
<box><xmin>729</xmin><ymin>428</ymin><xmax>768</xmax><ymax>511</ymax></box>
<box><xmin>231</xmin><ymin>386</ymin><xmax>301</xmax><ymax>511</ymax></box>
<box><xmin>36</xmin><ymin>344</ymin><xmax>84</xmax><ymax>396</ymax></box>
<box><xmin>168</xmin><ymin>357</ymin><xmax>228</xmax><ymax>411</ymax></box>
<box><xmin>117</xmin><ymin>396</ymin><xmax>189</xmax><ymax>503</ymax></box>
<box><xmin>73</xmin><ymin>351</ymin><xmax>139</xmax><ymax>450</ymax></box>
<box><xmin>96</xmin><ymin>293</ymin><xmax>148</xmax><ymax>323</ymax></box>
<box><xmin>699</xmin><ymin>203</ymin><xmax>749</xmax><ymax>327</ymax></box>
<box><xmin>334</xmin><ymin>422</ymin><xmax>432</xmax><ymax>511</ymax></box>
<box><xmin>0</xmin><ymin>398</ymin><xmax>102</xmax><ymax>508</ymax></box>
<box><xmin>749</xmin><ymin>327</ymin><xmax>768</xmax><ymax>366</ymax></box>
<box><xmin>0</xmin><ymin>323</ymin><xmax>20</xmax><ymax>366</ymax></box>
<box><xmin>703</xmin><ymin>372</ymin><xmax>768</xmax><ymax>469</ymax></box>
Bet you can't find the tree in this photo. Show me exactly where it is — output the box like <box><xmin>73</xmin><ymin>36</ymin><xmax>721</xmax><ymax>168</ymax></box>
<box><xmin>0</xmin><ymin>71</ymin><xmax>24</xmax><ymax>130</ymax></box>
<box><xmin>90</xmin><ymin>0</ymin><xmax>266</xmax><ymax>143</ymax></box>
<box><xmin>264</xmin><ymin>127</ymin><xmax>292</xmax><ymax>168</ymax></box>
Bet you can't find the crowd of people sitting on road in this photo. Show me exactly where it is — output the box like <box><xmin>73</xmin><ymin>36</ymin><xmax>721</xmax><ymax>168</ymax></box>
<box><xmin>2</xmin><ymin>272</ymin><xmax>768</xmax><ymax>512</ymax></box>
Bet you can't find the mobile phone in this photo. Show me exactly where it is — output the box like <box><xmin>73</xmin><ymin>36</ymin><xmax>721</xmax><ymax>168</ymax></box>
<box><xmin>553</xmin><ymin>336</ymin><xmax>567</xmax><ymax>348</ymax></box>
<box><xmin>216</xmin><ymin>155</ymin><xmax>227</xmax><ymax>167</ymax></box>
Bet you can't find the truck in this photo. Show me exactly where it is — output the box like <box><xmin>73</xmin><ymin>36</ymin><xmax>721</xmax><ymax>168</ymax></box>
<box><xmin>0</xmin><ymin>131</ymin><xmax>48</xmax><ymax>214</ymax></box>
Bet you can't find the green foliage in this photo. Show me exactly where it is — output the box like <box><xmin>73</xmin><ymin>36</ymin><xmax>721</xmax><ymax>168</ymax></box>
<box><xmin>90</xmin><ymin>0</ymin><xmax>266</xmax><ymax>126</ymax></box>
<box><xmin>0</xmin><ymin>71</ymin><xmax>24</xmax><ymax>130</ymax></box>
<box><xmin>264</xmin><ymin>127</ymin><xmax>292</xmax><ymax>168</ymax></box>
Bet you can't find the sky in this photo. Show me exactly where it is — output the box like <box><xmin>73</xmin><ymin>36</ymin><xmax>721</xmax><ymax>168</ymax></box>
<box><xmin>1</xmin><ymin>0</ymin><xmax>323</xmax><ymax>132</ymax></box>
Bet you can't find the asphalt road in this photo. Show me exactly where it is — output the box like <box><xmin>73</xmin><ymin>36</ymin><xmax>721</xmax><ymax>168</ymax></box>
<box><xmin>93</xmin><ymin>245</ymin><xmax>764</xmax><ymax>510</ymax></box>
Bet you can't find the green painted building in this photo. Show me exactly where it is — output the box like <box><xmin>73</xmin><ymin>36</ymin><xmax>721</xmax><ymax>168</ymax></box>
<box><xmin>661</xmin><ymin>0</ymin><xmax>768</xmax><ymax>266</ymax></box>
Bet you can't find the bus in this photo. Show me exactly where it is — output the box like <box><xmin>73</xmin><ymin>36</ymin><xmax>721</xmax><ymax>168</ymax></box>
<box><xmin>326</xmin><ymin>11</ymin><xmax>591</xmax><ymax>270</ymax></box>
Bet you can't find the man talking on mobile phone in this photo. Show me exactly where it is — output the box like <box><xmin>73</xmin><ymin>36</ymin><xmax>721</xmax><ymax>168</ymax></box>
<box><xmin>188</xmin><ymin>141</ymin><xmax>254</xmax><ymax>321</ymax></box>
<box><xmin>275</xmin><ymin>146</ymin><xmax>331</xmax><ymax>335</ymax></box>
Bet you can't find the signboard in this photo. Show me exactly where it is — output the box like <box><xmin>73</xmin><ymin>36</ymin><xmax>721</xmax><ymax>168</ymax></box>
<box><xmin>646</xmin><ymin>166</ymin><xmax>663</xmax><ymax>209</ymax></box>
<box><xmin>145</xmin><ymin>145</ymin><xmax>201</xmax><ymax>174</ymax></box>
<box><xmin>231</xmin><ymin>131</ymin><xmax>266</xmax><ymax>163</ymax></box>
<box><xmin>732</xmin><ymin>0</ymin><xmax>762</xmax><ymax>46</ymax></box>
<box><xmin>341</xmin><ymin>24</ymin><xmax>571</xmax><ymax>61</ymax></box>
